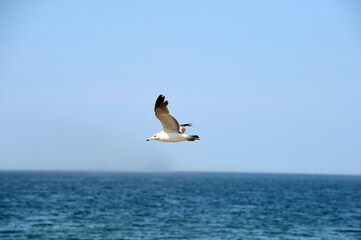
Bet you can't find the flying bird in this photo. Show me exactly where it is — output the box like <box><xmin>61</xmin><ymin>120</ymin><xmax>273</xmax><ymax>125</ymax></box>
<box><xmin>147</xmin><ymin>95</ymin><xmax>200</xmax><ymax>142</ymax></box>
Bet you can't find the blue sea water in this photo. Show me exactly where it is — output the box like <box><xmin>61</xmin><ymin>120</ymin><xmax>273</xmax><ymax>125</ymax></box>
<box><xmin>0</xmin><ymin>171</ymin><xmax>360</xmax><ymax>240</ymax></box>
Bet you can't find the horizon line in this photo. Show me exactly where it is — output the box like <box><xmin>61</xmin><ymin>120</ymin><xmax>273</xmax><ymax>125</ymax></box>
<box><xmin>0</xmin><ymin>169</ymin><xmax>360</xmax><ymax>176</ymax></box>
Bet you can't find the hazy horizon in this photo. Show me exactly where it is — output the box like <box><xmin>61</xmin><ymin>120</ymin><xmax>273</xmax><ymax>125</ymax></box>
<box><xmin>1</xmin><ymin>168</ymin><xmax>361</xmax><ymax>177</ymax></box>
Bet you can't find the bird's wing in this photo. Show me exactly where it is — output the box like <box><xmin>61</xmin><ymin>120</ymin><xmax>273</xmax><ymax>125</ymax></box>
<box><xmin>179</xmin><ymin>123</ymin><xmax>192</xmax><ymax>134</ymax></box>
<box><xmin>154</xmin><ymin>95</ymin><xmax>180</xmax><ymax>133</ymax></box>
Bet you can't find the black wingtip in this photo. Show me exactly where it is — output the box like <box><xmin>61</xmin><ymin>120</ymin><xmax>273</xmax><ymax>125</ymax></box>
<box><xmin>156</xmin><ymin>94</ymin><xmax>164</xmax><ymax>102</ymax></box>
<box><xmin>187</xmin><ymin>135</ymin><xmax>200</xmax><ymax>141</ymax></box>
<box><xmin>155</xmin><ymin>94</ymin><xmax>166</xmax><ymax>109</ymax></box>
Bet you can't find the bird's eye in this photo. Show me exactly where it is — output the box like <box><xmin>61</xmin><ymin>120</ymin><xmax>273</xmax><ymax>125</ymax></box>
<box><xmin>154</xmin><ymin>135</ymin><xmax>157</xmax><ymax>137</ymax></box>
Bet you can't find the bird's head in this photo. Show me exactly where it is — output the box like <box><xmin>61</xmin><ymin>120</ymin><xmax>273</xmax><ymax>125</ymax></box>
<box><xmin>147</xmin><ymin>133</ymin><xmax>160</xmax><ymax>141</ymax></box>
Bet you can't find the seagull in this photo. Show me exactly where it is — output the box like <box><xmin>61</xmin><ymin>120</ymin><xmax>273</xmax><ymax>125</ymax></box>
<box><xmin>147</xmin><ymin>95</ymin><xmax>200</xmax><ymax>142</ymax></box>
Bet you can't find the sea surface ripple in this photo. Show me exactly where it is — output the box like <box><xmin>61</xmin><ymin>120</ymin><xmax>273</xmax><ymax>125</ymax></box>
<box><xmin>0</xmin><ymin>171</ymin><xmax>360</xmax><ymax>239</ymax></box>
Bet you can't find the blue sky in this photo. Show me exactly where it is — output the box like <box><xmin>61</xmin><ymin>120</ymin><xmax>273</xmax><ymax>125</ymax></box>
<box><xmin>1</xmin><ymin>0</ymin><xmax>360</xmax><ymax>174</ymax></box>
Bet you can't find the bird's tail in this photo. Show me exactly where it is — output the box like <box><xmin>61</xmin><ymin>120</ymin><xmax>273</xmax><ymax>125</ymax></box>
<box><xmin>186</xmin><ymin>135</ymin><xmax>200</xmax><ymax>141</ymax></box>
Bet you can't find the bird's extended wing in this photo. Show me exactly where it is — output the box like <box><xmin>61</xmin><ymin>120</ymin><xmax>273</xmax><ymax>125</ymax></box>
<box><xmin>154</xmin><ymin>95</ymin><xmax>180</xmax><ymax>133</ymax></box>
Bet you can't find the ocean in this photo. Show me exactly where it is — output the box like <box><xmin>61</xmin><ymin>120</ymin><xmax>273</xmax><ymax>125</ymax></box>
<box><xmin>0</xmin><ymin>171</ymin><xmax>360</xmax><ymax>240</ymax></box>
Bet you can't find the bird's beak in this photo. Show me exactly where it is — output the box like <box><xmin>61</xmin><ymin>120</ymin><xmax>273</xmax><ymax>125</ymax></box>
<box><xmin>146</xmin><ymin>138</ymin><xmax>151</xmax><ymax>141</ymax></box>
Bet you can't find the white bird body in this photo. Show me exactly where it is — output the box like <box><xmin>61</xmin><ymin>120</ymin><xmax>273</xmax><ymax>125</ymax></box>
<box><xmin>147</xmin><ymin>95</ymin><xmax>199</xmax><ymax>143</ymax></box>
<box><xmin>153</xmin><ymin>131</ymin><xmax>190</xmax><ymax>142</ymax></box>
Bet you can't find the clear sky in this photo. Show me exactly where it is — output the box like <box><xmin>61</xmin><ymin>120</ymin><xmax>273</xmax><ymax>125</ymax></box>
<box><xmin>1</xmin><ymin>0</ymin><xmax>360</xmax><ymax>174</ymax></box>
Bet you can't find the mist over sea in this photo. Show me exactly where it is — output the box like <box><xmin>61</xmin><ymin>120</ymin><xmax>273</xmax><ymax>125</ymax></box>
<box><xmin>0</xmin><ymin>171</ymin><xmax>360</xmax><ymax>239</ymax></box>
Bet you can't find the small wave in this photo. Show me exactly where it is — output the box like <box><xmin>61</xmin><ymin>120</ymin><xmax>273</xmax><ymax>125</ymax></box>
<box><xmin>335</xmin><ymin>229</ymin><xmax>361</xmax><ymax>233</ymax></box>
